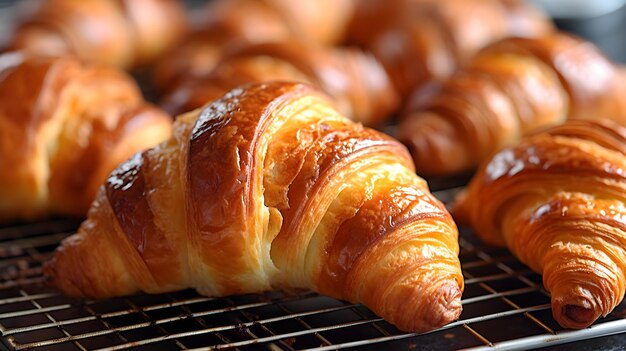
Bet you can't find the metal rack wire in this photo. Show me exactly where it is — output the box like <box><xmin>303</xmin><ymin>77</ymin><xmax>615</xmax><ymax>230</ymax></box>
<box><xmin>1</xmin><ymin>188</ymin><xmax>625</xmax><ymax>351</ymax></box>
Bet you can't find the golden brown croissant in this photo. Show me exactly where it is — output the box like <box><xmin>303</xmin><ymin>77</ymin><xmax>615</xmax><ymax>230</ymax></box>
<box><xmin>7</xmin><ymin>0</ymin><xmax>187</xmax><ymax>68</ymax></box>
<box><xmin>348</xmin><ymin>0</ymin><xmax>553</xmax><ymax>98</ymax></box>
<box><xmin>453</xmin><ymin>119</ymin><xmax>626</xmax><ymax>329</ymax></box>
<box><xmin>45</xmin><ymin>82</ymin><xmax>463</xmax><ymax>333</ymax></box>
<box><xmin>398</xmin><ymin>32</ymin><xmax>626</xmax><ymax>176</ymax></box>
<box><xmin>0</xmin><ymin>53</ymin><xmax>172</xmax><ymax>221</ymax></box>
<box><xmin>161</xmin><ymin>41</ymin><xmax>400</xmax><ymax>127</ymax></box>
<box><xmin>152</xmin><ymin>0</ymin><xmax>354</xmax><ymax>92</ymax></box>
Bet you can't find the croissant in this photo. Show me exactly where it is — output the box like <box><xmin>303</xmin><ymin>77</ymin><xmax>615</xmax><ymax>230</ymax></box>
<box><xmin>453</xmin><ymin>119</ymin><xmax>626</xmax><ymax>329</ymax></box>
<box><xmin>348</xmin><ymin>0</ymin><xmax>553</xmax><ymax>97</ymax></box>
<box><xmin>161</xmin><ymin>41</ymin><xmax>400</xmax><ymax>127</ymax></box>
<box><xmin>0</xmin><ymin>53</ymin><xmax>172</xmax><ymax>222</ymax></box>
<box><xmin>44</xmin><ymin>82</ymin><xmax>464</xmax><ymax>333</ymax></box>
<box><xmin>152</xmin><ymin>0</ymin><xmax>354</xmax><ymax>92</ymax></box>
<box><xmin>6</xmin><ymin>0</ymin><xmax>187</xmax><ymax>68</ymax></box>
<box><xmin>398</xmin><ymin>32</ymin><xmax>626</xmax><ymax>176</ymax></box>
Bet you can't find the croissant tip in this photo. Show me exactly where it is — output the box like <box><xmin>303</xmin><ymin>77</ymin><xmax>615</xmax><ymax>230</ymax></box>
<box><xmin>41</xmin><ymin>245</ymin><xmax>90</xmax><ymax>299</ymax></box>
<box><xmin>560</xmin><ymin>304</ymin><xmax>597</xmax><ymax>329</ymax></box>
<box><xmin>41</xmin><ymin>257</ymin><xmax>56</xmax><ymax>284</ymax></box>
<box><xmin>43</xmin><ymin>256</ymin><xmax>71</xmax><ymax>297</ymax></box>
<box><xmin>425</xmin><ymin>279</ymin><xmax>464</xmax><ymax>331</ymax></box>
<box><xmin>442</xmin><ymin>280</ymin><xmax>463</xmax><ymax>314</ymax></box>
<box><xmin>551</xmin><ymin>294</ymin><xmax>601</xmax><ymax>329</ymax></box>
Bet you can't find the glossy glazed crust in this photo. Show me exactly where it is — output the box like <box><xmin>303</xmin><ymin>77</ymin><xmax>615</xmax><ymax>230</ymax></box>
<box><xmin>453</xmin><ymin>119</ymin><xmax>626</xmax><ymax>329</ymax></box>
<box><xmin>8</xmin><ymin>0</ymin><xmax>187</xmax><ymax>68</ymax></box>
<box><xmin>0</xmin><ymin>54</ymin><xmax>172</xmax><ymax>221</ymax></box>
<box><xmin>161</xmin><ymin>41</ymin><xmax>400</xmax><ymax>127</ymax></box>
<box><xmin>45</xmin><ymin>82</ymin><xmax>463</xmax><ymax>333</ymax></box>
<box><xmin>399</xmin><ymin>32</ymin><xmax>626</xmax><ymax>176</ymax></box>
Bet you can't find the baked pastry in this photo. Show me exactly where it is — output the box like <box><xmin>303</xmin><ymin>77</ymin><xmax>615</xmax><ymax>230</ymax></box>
<box><xmin>152</xmin><ymin>0</ymin><xmax>354</xmax><ymax>92</ymax></box>
<box><xmin>161</xmin><ymin>41</ymin><xmax>399</xmax><ymax>126</ymax></box>
<box><xmin>155</xmin><ymin>0</ymin><xmax>551</xmax><ymax>97</ymax></box>
<box><xmin>348</xmin><ymin>0</ymin><xmax>553</xmax><ymax>97</ymax></box>
<box><xmin>399</xmin><ymin>32</ymin><xmax>626</xmax><ymax>176</ymax></box>
<box><xmin>454</xmin><ymin>119</ymin><xmax>626</xmax><ymax>329</ymax></box>
<box><xmin>45</xmin><ymin>82</ymin><xmax>463</xmax><ymax>333</ymax></box>
<box><xmin>7</xmin><ymin>0</ymin><xmax>187</xmax><ymax>68</ymax></box>
<box><xmin>0</xmin><ymin>53</ymin><xmax>172</xmax><ymax>221</ymax></box>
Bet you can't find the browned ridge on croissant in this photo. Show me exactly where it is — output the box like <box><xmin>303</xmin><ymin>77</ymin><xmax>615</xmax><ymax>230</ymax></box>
<box><xmin>0</xmin><ymin>53</ymin><xmax>172</xmax><ymax>221</ymax></box>
<box><xmin>454</xmin><ymin>119</ymin><xmax>626</xmax><ymax>329</ymax></box>
<box><xmin>399</xmin><ymin>32</ymin><xmax>626</xmax><ymax>176</ymax></box>
<box><xmin>45</xmin><ymin>82</ymin><xmax>463</xmax><ymax>333</ymax></box>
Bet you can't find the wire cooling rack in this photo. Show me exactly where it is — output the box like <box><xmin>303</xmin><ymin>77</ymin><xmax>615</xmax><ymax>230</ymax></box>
<box><xmin>1</xmin><ymin>188</ymin><xmax>625</xmax><ymax>351</ymax></box>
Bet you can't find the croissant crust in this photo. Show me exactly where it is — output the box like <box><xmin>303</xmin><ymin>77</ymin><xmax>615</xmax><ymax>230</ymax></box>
<box><xmin>45</xmin><ymin>82</ymin><xmax>463</xmax><ymax>333</ymax></box>
<box><xmin>454</xmin><ymin>119</ymin><xmax>626</xmax><ymax>329</ymax></box>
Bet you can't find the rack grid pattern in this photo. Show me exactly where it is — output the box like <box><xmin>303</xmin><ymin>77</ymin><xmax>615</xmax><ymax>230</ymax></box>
<box><xmin>1</xmin><ymin>189</ymin><xmax>625</xmax><ymax>351</ymax></box>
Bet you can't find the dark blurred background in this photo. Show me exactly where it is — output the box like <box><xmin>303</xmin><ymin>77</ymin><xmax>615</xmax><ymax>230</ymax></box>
<box><xmin>531</xmin><ymin>0</ymin><xmax>626</xmax><ymax>63</ymax></box>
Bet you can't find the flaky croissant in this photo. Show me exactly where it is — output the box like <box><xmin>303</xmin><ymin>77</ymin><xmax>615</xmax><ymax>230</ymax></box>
<box><xmin>454</xmin><ymin>119</ymin><xmax>626</xmax><ymax>329</ymax></box>
<box><xmin>398</xmin><ymin>32</ymin><xmax>626</xmax><ymax>176</ymax></box>
<box><xmin>161</xmin><ymin>41</ymin><xmax>399</xmax><ymax>127</ymax></box>
<box><xmin>152</xmin><ymin>0</ymin><xmax>355</xmax><ymax>92</ymax></box>
<box><xmin>348</xmin><ymin>0</ymin><xmax>553</xmax><ymax>98</ymax></box>
<box><xmin>7</xmin><ymin>0</ymin><xmax>187</xmax><ymax>68</ymax></box>
<box><xmin>45</xmin><ymin>82</ymin><xmax>463</xmax><ymax>333</ymax></box>
<box><xmin>0</xmin><ymin>53</ymin><xmax>171</xmax><ymax>221</ymax></box>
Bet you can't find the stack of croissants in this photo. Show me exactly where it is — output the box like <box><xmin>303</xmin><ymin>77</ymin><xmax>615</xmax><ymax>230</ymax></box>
<box><xmin>1</xmin><ymin>0</ymin><xmax>625</xmax><ymax>335</ymax></box>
